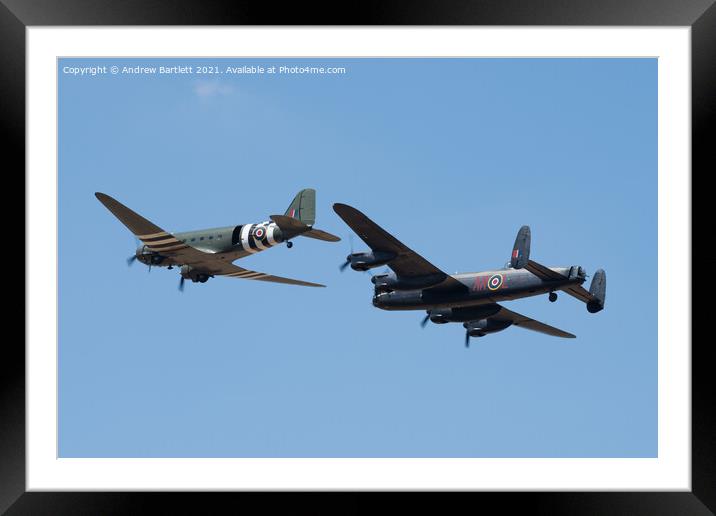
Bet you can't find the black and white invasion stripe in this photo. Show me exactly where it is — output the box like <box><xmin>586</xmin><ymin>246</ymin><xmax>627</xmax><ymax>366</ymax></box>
<box><xmin>239</xmin><ymin>223</ymin><xmax>279</xmax><ymax>254</ymax></box>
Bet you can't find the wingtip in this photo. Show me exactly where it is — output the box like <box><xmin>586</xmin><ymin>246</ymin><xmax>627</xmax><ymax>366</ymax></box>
<box><xmin>332</xmin><ymin>203</ymin><xmax>360</xmax><ymax>217</ymax></box>
<box><xmin>95</xmin><ymin>192</ymin><xmax>114</xmax><ymax>204</ymax></box>
<box><xmin>94</xmin><ymin>192</ymin><xmax>112</xmax><ymax>206</ymax></box>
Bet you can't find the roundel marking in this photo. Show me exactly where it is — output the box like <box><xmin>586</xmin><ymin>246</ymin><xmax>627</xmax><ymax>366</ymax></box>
<box><xmin>487</xmin><ymin>273</ymin><xmax>504</xmax><ymax>291</ymax></box>
<box><xmin>254</xmin><ymin>227</ymin><xmax>266</xmax><ymax>239</ymax></box>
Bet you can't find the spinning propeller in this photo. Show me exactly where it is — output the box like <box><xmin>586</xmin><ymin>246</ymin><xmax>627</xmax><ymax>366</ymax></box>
<box><xmin>127</xmin><ymin>237</ymin><xmax>141</xmax><ymax>267</ymax></box>
<box><xmin>339</xmin><ymin>234</ymin><xmax>354</xmax><ymax>272</ymax></box>
<box><xmin>178</xmin><ymin>276</ymin><xmax>185</xmax><ymax>292</ymax></box>
<box><xmin>421</xmin><ymin>312</ymin><xmax>471</xmax><ymax>347</ymax></box>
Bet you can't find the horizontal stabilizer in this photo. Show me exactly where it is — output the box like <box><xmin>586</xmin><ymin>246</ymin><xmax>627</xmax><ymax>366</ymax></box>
<box><xmin>561</xmin><ymin>269</ymin><xmax>606</xmax><ymax>313</ymax></box>
<box><xmin>563</xmin><ymin>285</ymin><xmax>593</xmax><ymax>303</ymax></box>
<box><xmin>525</xmin><ymin>259</ymin><xmax>566</xmax><ymax>281</ymax></box>
<box><xmin>270</xmin><ymin>214</ymin><xmax>310</xmax><ymax>233</ymax></box>
<box><xmin>301</xmin><ymin>228</ymin><xmax>341</xmax><ymax>242</ymax></box>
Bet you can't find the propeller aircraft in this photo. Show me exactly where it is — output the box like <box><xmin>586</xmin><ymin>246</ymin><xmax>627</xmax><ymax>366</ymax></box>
<box><xmin>333</xmin><ymin>203</ymin><xmax>606</xmax><ymax>347</ymax></box>
<box><xmin>95</xmin><ymin>189</ymin><xmax>340</xmax><ymax>290</ymax></box>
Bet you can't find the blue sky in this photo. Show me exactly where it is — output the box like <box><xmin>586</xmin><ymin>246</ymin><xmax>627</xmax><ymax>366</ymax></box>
<box><xmin>58</xmin><ymin>58</ymin><xmax>657</xmax><ymax>457</ymax></box>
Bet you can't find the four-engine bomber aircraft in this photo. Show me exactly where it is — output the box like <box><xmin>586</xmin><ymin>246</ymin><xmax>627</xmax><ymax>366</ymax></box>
<box><xmin>96</xmin><ymin>189</ymin><xmax>340</xmax><ymax>290</ymax></box>
<box><xmin>333</xmin><ymin>203</ymin><xmax>606</xmax><ymax>346</ymax></box>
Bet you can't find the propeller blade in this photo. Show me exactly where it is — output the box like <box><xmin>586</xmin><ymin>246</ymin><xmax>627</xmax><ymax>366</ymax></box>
<box><xmin>128</xmin><ymin>237</ymin><xmax>142</xmax><ymax>267</ymax></box>
<box><xmin>420</xmin><ymin>314</ymin><xmax>430</xmax><ymax>328</ymax></box>
<box><xmin>178</xmin><ymin>276</ymin><xmax>185</xmax><ymax>292</ymax></box>
<box><xmin>465</xmin><ymin>331</ymin><xmax>470</xmax><ymax>348</ymax></box>
<box><xmin>339</xmin><ymin>234</ymin><xmax>355</xmax><ymax>272</ymax></box>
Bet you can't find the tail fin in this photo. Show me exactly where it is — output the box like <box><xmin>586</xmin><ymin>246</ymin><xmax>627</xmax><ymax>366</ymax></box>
<box><xmin>285</xmin><ymin>189</ymin><xmax>316</xmax><ymax>226</ymax></box>
<box><xmin>510</xmin><ymin>225</ymin><xmax>531</xmax><ymax>269</ymax></box>
<box><xmin>586</xmin><ymin>269</ymin><xmax>606</xmax><ymax>313</ymax></box>
<box><xmin>273</xmin><ymin>189</ymin><xmax>340</xmax><ymax>243</ymax></box>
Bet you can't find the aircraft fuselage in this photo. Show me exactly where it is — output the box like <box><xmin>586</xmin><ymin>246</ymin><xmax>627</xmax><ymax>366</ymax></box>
<box><xmin>135</xmin><ymin>221</ymin><xmax>306</xmax><ymax>267</ymax></box>
<box><xmin>372</xmin><ymin>267</ymin><xmax>585</xmax><ymax>310</ymax></box>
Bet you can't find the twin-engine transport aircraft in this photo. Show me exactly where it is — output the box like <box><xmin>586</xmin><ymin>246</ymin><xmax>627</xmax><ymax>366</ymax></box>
<box><xmin>333</xmin><ymin>203</ymin><xmax>606</xmax><ymax>346</ymax></box>
<box><xmin>96</xmin><ymin>189</ymin><xmax>340</xmax><ymax>290</ymax></box>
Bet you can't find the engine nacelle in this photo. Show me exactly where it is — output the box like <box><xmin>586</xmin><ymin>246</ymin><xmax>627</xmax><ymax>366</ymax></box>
<box><xmin>371</xmin><ymin>272</ymin><xmax>446</xmax><ymax>292</ymax></box>
<box><xmin>464</xmin><ymin>318</ymin><xmax>513</xmax><ymax>337</ymax></box>
<box><xmin>428</xmin><ymin>305</ymin><xmax>502</xmax><ymax>324</ymax></box>
<box><xmin>348</xmin><ymin>251</ymin><xmax>396</xmax><ymax>271</ymax></box>
<box><xmin>428</xmin><ymin>308</ymin><xmax>452</xmax><ymax>324</ymax></box>
<box><xmin>180</xmin><ymin>265</ymin><xmax>211</xmax><ymax>283</ymax></box>
<box><xmin>136</xmin><ymin>246</ymin><xmax>167</xmax><ymax>266</ymax></box>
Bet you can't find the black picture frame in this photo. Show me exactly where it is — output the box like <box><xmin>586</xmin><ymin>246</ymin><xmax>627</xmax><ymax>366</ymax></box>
<box><xmin>6</xmin><ymin>1</ymin><xmax>711</xmax><ymax>513</ymax></box>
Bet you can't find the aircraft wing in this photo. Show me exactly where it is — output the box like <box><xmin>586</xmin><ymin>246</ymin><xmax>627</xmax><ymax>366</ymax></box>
<box><xmin>491</xmin><ymin>305</ymin><xmax>576</xmax><ymax>338</ymax></box>
<box><xmin>333</xmin><ymin>203</ymin><xmax>467</xmax><ymax>292</ymax></box>
<box><xmin>210</xmin><ymin>262</ymin><xmax>325</xmax><ymax>288</ymax></box>
<box><xmin>95</xmin><ymin>192</ymin><xmax>212</xmax><ymax>266</ymax></box>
